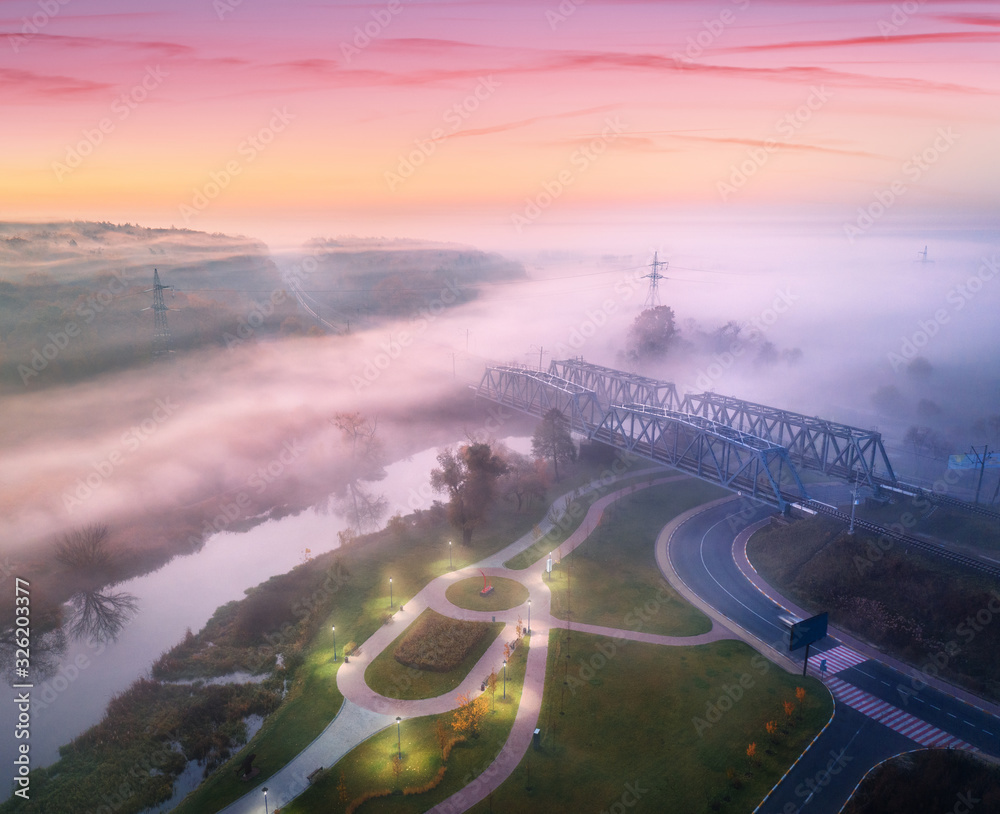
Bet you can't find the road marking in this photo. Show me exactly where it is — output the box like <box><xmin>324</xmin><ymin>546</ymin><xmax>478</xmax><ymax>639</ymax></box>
<box><xmin>698</xmin><ymin>518</ymin><xmax>776</xmax><ymax>630</ymax></box>
<box><xmin>826</xmin><ymin>677</ymin><xmax>978</xmax><ymax>752</ymax></box>
<box><xmin>808</xmin><ymin>645</ymin><xmax>867</xmax><ymax>676</ymax></box>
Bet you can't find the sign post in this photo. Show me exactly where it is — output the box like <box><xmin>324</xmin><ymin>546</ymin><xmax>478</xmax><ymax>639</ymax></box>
<box><xmin>788</xmin><ymin>612</ymin><xmax>828</xmax><ymax>676</ymax></box>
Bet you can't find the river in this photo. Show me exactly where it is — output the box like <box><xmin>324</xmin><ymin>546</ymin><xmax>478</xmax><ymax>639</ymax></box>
<box><xmin>0</xmin><ymin>437</ymin><xmax>531</xmax><ymax>798</ymax></box>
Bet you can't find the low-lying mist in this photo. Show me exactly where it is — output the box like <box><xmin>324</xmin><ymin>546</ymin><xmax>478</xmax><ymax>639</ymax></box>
<box><xmin>3</xmin><ymin>220</ymin><xmax>998</xmax><ymax>571</ymax></box>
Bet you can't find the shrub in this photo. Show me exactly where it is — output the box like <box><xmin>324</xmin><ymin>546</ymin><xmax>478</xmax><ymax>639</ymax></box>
<box><xmin>404</xmin><ymin>765</ymin><xmax>447</xmax><ymax>796</ymax></box>
<box><xmin>394</xmin><ymin>610</ymin><xmax>492</xmax><ymax>672</ymax></box>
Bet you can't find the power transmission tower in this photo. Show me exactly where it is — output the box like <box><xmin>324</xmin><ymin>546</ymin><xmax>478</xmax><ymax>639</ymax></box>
<box><xmin>642</xmin><ymin>252</ymin><xmax>667</xmax><ymax>308</ymax></box>
<box><xmin>969</xmin><ymin>445</ymin><xmax>993</xmax><ymax>505</ymax></box>
<box><xmin>142</xmin><ymin>269</ymin><xmax>174</xmax><ymax>357</ymax></box>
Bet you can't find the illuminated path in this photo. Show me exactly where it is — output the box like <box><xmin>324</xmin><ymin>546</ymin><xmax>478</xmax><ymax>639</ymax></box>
<box><xmin>216</xmin><ymin>469</ymin><xmax>736</xmax><ymax>813</ymax></box>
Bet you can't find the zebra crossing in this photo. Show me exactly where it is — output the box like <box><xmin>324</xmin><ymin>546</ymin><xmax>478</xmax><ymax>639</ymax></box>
<box><xmin>808</xmin><ymin>644</ymin><xmax>867</xmax><ymax>675</ymax></box>
<box><xmin>826</xmin><ymin>676</ymin><xmax>978</xmax><ymax>751</ymax></box>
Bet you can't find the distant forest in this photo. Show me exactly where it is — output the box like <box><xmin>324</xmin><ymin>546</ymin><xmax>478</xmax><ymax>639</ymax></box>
<box><xmin>0</xmin><ymin>224</ymin><xmax>524</xmax><ymax>388</ymax></box>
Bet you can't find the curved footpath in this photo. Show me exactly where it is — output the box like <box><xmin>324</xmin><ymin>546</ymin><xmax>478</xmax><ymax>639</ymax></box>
<box><xmin>217</xmin><ymin>469</ymin><xmax>733</xmax><ymax>814</ymax></box>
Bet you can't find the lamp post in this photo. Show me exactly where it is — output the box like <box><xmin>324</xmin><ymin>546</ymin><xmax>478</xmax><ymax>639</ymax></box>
<box><xmin>396</xmin><ymin>716</ymin><xmax>402</xmax><ymax>759</ymax></box>
<box><xmin>332</xmin><ymin>625</ymin><xmax>337</xmax><ymax>662</ymax></box>
<box><xmin>503</xmin><ymin>659</ymin><xmax>507</xmax><ymax>699</ymax></box>
<box><xmin>262</xmin><ymin>787</ymin><xmax>269</xmax><ymax>814</ymax></box>
<box><xmin>449</xmin><ymin>540</ymin><xmax>452</xmax><ymax>568</ymax></box>
<box><xmin>527</xmin><ymin>599</ymin><xmax>531</xmax><ymax>635</ymax></box>
<box><xmin>389</xmin><ymin>577</ymin><xmax>393</xmax><ymax>608</ymax></box>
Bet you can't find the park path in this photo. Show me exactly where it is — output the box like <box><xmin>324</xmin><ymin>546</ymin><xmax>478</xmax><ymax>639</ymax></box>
<box><xmin>216</xmin><ymin>470</ymin><xmax>732</xmax><ymax>813</ymax></box>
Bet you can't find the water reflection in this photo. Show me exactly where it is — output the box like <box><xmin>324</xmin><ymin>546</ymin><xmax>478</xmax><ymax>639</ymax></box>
<box><xmin>66</xmin><ymin>588</ymin><xmax>140</xmax><ymax>644</ymax></box>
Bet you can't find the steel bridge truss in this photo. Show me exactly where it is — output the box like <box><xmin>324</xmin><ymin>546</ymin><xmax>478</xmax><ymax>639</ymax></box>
<box><xmin>548</xmin><ymin>358</ymin><xmax>896</xmax><ymax>488</ymax></box>
<box><xmin>476</xmin><ymin>366</ymin><xmax>604</xmax><ymax>435</ymax></box>
<box><xmin>592</xmin><ymin>404</ymin><xmax>809</xmax><ymax>511</ymax></box>
<box><xmin>550</xmin><ymin>358</ymin><xmax>683</xmax><ymax>412</ymax></box>
<box><xmin>682</xmin><ymin>393</ymin><xmax>896</xmax><ymax>487</ymax></box>
<box><xmin>476</xmin><ymin>366</ymin><xmax>808</xmax><ymax>510</ymax></box>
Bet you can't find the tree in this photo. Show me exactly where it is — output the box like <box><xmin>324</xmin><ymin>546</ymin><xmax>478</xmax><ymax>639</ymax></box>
<box><xmin>498</xmin><ymin>449</ymin><xmax>548</xmax><ymax>511</ymax></box>
<box><xmin>56</xmin><ymin>523</ymin><xmax>112</xmax><ymax>570</ymax></box>
<box><xmin>626</xmin><ymin>306</ymin><xmax>677</xmax><ymax>360</ymax></box>
<box><xmin>452</xmin><ymin>692</ymin><xmax>489</xmax><ymax>736</ymax></box>
<box><xmin>430</xmin><ymin>443</ymin><xmax>508</xmax><ymax>545</ymax></box>
<box><xmin>746</xmin><ymin>742</ymin><xmax>757</xmax><ymax>764</ymax></box>
<box><xmin>531</xmin><ymin>408</ymin><xmax>577</xmax><ymax>482</ymax></box>
<box><xmin>392</xmin><ymin>753</ymin><xmax>403</xmax><ymax>786</ymax></box>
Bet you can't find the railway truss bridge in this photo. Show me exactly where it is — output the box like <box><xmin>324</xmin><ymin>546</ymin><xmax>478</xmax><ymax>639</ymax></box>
<box><xmin>476</xmin><ymin>358</ymin><xmax>1000</xmax><ymax>578</ymax></box>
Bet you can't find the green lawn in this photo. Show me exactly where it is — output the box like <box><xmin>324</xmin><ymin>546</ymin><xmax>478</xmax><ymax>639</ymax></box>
<box><xmin>365</xmin><ymin>609</ymin><xmax>504</xmax><ymax>700</ymax></box>
<box><xmin>281</xmin><ymin>634</ymin><xmax>531</xmax><ymax>814</ymax></box>
<box><xmin>446</xmin><ymin>576</ymin><xmax>529</xmax><ymax>611</ymax></box>
<box><xmin>467</xmin><ymin>631</ymin><xmax>831</xmax><ymax>814</ymax></box>
<box><xmin>547</xmin><ymin>479</ymin><xmax>727</xmax><ymax>636</ymax></box>
<box><xmin>172</xmin><ymin>499</ymin><xmax>550</xmax><ymax>813</ymax></box>
<box><xmin>173</xmin><ymin>454</ymin><xmax>635</xmax><ymax>814</ymax></box>
<box><xmin>504</xmin><ymin>471</ymin><xmax>664</xmax><ymax>570</ymax></box>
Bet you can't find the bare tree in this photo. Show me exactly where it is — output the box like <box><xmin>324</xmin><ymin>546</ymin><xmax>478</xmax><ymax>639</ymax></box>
<box><xmin>56</xmin><ymin>524</ymin><xmax>112</xmax><ymax>570</ymax></box>
<box><xmin>531</xmin><ymin>409</ymin><xmax>576</xmax><ymax>482</ymax></box>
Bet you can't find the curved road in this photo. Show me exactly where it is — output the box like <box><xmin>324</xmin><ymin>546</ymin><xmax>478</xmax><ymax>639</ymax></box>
<box><xmin>659</xmin><ymin>497</ymin><xmax>1000</xmax><ymax>813</ymax></box>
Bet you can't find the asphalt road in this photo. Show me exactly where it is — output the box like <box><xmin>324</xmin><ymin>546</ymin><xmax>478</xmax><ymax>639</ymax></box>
<box><xmin>665</xmin><ymin>499</ymin><xmax>1000</xmax><ymax>813</ymax></box>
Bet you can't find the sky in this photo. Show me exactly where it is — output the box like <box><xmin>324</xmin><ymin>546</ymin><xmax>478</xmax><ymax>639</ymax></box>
<box><xmin>2</xmin><ymin>0</ymin><xmax>998</xmax><ymax>250</ymax></box>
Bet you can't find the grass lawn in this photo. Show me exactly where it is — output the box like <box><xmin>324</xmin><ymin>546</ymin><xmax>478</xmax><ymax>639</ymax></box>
<box><xmin>504</xmin><ymin>471</ymin><xmax>665</xmax><ymax>570</ymax></box>
<box><xmin>468</xmin><ymin>631</ymin><xmax>831</xmax><ymax>814</ymax></box>
<box><xmin>547</xmin><ymin>479</ymin><xmax>727</xmax><ymax>636</ymax></box>
<box><xmin>365</xmin><ymin>609</ymin><xmax>504</xmax><ymax>700</ymax></box>
<box><xmin>446</xmin><ymin>576</ymin><xmax>529</xmax><ymax>611</ymax></box>
<box><xmin>173</xmin><ymin>494</ymin><xmax>552</xmax><ymax>813</ymax></box>
<box><xmin>280</xmin><ymin>634</ymin><xmax>531</xmax><ymax>814</ymax></box>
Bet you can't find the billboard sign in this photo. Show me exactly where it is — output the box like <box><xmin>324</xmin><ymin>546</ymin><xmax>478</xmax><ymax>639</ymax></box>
<box><xmin>789</xmin><ymin>612</ymin><xmax>828</xmax><ymax>651</ymax></box>
<box><xmin>949</xmin><ymin>452</ymin><xmax>1000</xmax><ymax>470</ymax></box>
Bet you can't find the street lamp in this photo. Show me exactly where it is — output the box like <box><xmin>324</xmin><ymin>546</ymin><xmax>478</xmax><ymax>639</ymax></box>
<box><xmin>389</xmin><ymin>577</ymin><xmax>393</xmax><ymax>608</ymax></box>
<box><xmin>262</xmin><ymin>787</ymin><xmax>269</xmax><ymax>814</ymax></box>
<box><xmin>332</xmin><ymin>625</ymin><xmax>337</xmax><ymax>662</ymax></box>
<box><xmin>396</xmin><ymin>716</ymin><xmax>402</xmax><ymax>759</ymax></box>
<box><xmin>527</xmin><ymin>599</ymin><xmax>531</xmax><ymax>635</ymax></box>
<box><xmin>503</xmin><ymin>659</ymin><xmax>507</xmax><ymax>699</ymax></box>
<box><xmin>449</xmin><ymin>540</ymin><xmax>452</xmax><ymax>568</ymax></box>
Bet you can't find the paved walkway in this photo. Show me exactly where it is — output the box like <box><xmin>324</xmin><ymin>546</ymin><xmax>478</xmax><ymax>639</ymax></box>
<box><xmin>216</xmin><ymin>470</ymin><xmax>732</xmax><ymax>813</ymax></box>
<box><xmin>217</xmin><ymin>701</ymin><xmax>395</xmax><ymax>814</ymax></box>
